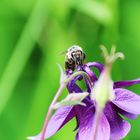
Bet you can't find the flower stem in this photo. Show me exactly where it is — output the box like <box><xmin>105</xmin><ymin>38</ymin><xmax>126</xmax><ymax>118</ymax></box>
<box><xmin>93</xmin><ymin>106</ymin><xmax>102</xmax><ymax>140</ymax></box>
<box><xmin>40</xmin><ymin>83</ymin><xmax>66</xmax><ymax>140</ymax></box>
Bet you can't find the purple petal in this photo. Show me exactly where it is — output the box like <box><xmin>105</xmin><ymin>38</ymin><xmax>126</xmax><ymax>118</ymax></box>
<box><xmin>114</xmin><ymin>78</ymin><xmax>140</xmax><ymax>88</ymax></box>
<box><xmin>83</xmin><ymin>77</ymin><xmax>92</xmax><ymax>93</ymax></box>
<box><xmin>66</xmin><ymin>73</ymin><xmax>92</xmax><ymax>93</ymax></box>
<box><xmin>82</xmin><ymin>65</ymin><xmax>97</xmax><ymax>82</ymax></box>
<box><xmin>86</xmin><ymin>62</ymin><xmax>104</xmax><ymax>73</ymax></box>
<box><xmin>28</xmin><ymin>106</ymin><xmax>75</xmax><ymax>140</ymax></box>
<box><xmin>113</xmin><ymin>104</ymin><xmax>137</xmax><ymax>120</ymax></box>
<box><xmin>112</xmin><ymin>88</ymin><xmax>140</xmax><ymax>114</ymax></box>
<box><xmin>67</xmin><ymin>78</ymin><xmax>83</xmax><ymax>93</ymax></box>
<box><xmin>67</xmin><ymin>65</ymin><xmax>93</xmax><ymax>93</ymax></box>
<box><xmin>66</xmin><ymin>69</ymin><xmax>73</xmax><ymax>75</ymax></box>
<box><xmin>77</xmin><ymin>106</ymin><xmax>110</xmax><ymax>140</ymax></box>
<box><xmin>74</xmin><ymin>100</ymin><xmax>93</xmax><ymax>132</ymax></box>
<box><xmin>104</xmin><ymin>103</ymin><xmax>131</xmax><ymax>139</ymax></box>
<box><xmin>45</xmin><ymin>106</ymin><xmax>75</xmax><ymax>138</ymax></box>
<box><xmin>66</xmin><ymin>69</ymin><xmax>83</xmax><ymax>93</ymax></box>
<box><xmin>73</xmin><ymin>115</ymin><xmax>80</xmax><ymax>131</ymax></box>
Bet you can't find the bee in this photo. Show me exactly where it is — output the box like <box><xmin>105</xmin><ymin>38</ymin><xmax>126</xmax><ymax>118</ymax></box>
<box><xmin>65</xmin><ymin>45</ymin><xmax>86</xmax><ymax>71</ymax></box>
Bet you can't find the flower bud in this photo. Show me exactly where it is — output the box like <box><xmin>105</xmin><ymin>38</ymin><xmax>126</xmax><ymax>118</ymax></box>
<box><xmin>91</xmin><ymin>45</ymin><xmax>124</xmax><ymax>109</ymax></box>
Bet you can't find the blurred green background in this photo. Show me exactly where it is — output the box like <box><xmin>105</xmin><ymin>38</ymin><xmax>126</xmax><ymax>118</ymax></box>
<box><xmin>0</xmin><ymin>0</ymin><xmax>140</xmax><ymax>139</ymax></box>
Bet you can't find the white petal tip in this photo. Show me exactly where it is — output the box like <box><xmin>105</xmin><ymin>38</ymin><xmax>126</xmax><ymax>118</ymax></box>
<box><xmin>26</xmin><ymin>136</ymin><xmax>35</xmax><ymax>140</ymax></box>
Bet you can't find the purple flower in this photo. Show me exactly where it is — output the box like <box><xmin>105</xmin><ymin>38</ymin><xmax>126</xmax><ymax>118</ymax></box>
<box><xmin>28</xmin><ymin>62</ymin><xmax>140</xmax><ymax>140</ymax></box>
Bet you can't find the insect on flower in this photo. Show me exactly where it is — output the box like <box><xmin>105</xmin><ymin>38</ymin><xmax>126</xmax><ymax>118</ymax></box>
<box><xmin>65</xmin><ymin>45</ymin><xmax>86</xmax><ymax>71</ymax></box>
<box><xmin>27</xmin><ymin>45</ymin><xmax>140</xmax><ymax>140</ymax></box>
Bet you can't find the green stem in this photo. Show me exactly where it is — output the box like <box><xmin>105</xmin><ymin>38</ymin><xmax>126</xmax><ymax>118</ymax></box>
<box><xmin>40</xmin><ymin>83</ymin><xmax>66</xmax><ymax>140</ymax></box>
<box><xmin>93</xmin><ymin>106</ymin><xmax>102</xmax><ymax>140</ymax></box>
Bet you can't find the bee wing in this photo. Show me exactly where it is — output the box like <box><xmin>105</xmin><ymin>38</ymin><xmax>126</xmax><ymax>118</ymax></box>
<box><xmin>58</xmin><ymin>50</ymin><xmax>67</xmax><ymax>56</ymax></box>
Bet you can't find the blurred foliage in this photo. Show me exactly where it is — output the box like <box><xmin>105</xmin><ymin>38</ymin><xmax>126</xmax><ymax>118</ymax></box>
<box><xmin>0</xmin><ymin>0</ymin><xmax>140</xmax><ymax>140</ymax></box>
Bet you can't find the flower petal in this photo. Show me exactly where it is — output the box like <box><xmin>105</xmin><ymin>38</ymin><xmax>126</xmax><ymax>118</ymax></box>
<box><xmin>112</xmin><ymin>88</ymin><xmax>140</xmax><ymax>114</ymax></box>
<box><xmin>67</xmin><ymin>78</ymin><xmax>83</xmax><ymax>93</ymax></box>
<box><xmin>27</xmin><ymin>106</ymin><xmax>75</xmax><ymax>140</ymax></box>
<box><xmin>77</xmin><ymin>106</ymin><xmax>110</xmax><ymax>140</ymax></box>
<box><xmin>87</xmin><ymin>62</ymin><xmax>104</xmax><ymax>73</ymax></box>
<box><xmin>45</xmin><ymin>106</ymin><xmax>75</xmax><ymax>138</ymax></box>
<box><xmin>114</xmin><ymin>78</ymin><xmax>140</xmax><ymax>88</ymax></box>
<box><xmin>82</xmin><ymin>65</ymin><xmax>97</xmax><ymax>82</ymax></box>
<box><xmin>104</xmin><ymin>103</ymin><xmax>131</xmax><ymax>139</ymax></box>
<box><xmin>113</xmin><ymin>104</ymin><xmax>137</xmax><ymax>120</ymax></box>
